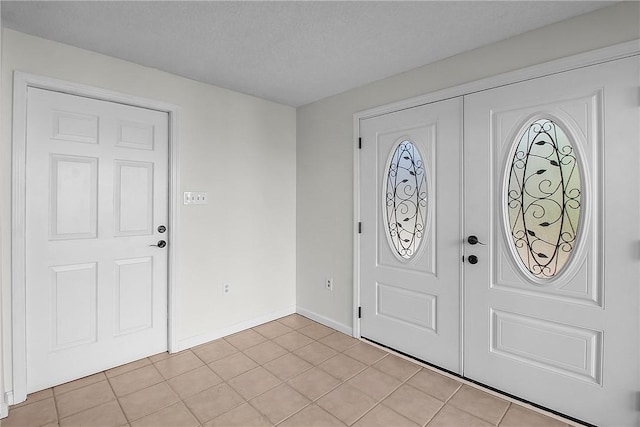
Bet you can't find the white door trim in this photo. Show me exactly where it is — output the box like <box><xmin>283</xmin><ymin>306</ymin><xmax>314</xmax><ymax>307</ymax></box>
<box><xmin>352</xmin><ymin>39</ymin><xmax>639</xmax><ymax>340</ymax></box>
<box><xmin>11</xmin><ymin>71</ymin><xmax>181</xmax><ymax>404</ymax></box>
<box><xmin>0</xmin><ymin>2</ymin><xmax>6</xmax><ymax>419</ymax></box>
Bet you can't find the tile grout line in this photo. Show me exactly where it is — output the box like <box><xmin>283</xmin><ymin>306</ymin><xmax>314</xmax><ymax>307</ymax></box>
<box><xmin>379</xmin><ymin>402</ymin><xmax>423</xmax><ymax>427</ymax></box>
<box><xmin>202</xmin><ymin>319</ymin><xmax>346</xmax><ymax>425</ymax></box>
<box><xmin>176</xmin><ymin>376</ymin><xmax>244</xmax><ymax>425</ymax></box>
<box><xmin>183</xmin><ymin>346</ymin><xmax>231</xmax><ymax>425</ymax></box>
<box><xmin>434</xmin><ymin>381</ymin><xmax>498</xmax><ymax>426</ymax></box>
<box><xmin>307</xmin><ymin>348</ymin><xmax>390</xmax><ymax>425</ymax></box>
<box><xmin>51</xmin><ymin>388</ymin><xmax>61</xmax><ymax>426</ymax></box>
<box><xmin>122</xmin><ymin>351</ymin><xmax>199</xmax><ymax>424</ymax></box>
<box><xmin>193</xmin><ymin>326</ymin><xmax>307</xmax><ymax>425</ymax></box>
<box><xmin>232</xmin><ymin>319</ymin><xmax>318</xmax><ymax>426</ymax></box>
<box><xmin>104</xmin><ymin>370</ymin><xmax>132</xmax><ymax>426</ymax></box>
<box><xmin>423</xmin><ymin>400</ymin><xmax>447</xmax><ymax>426</ymax></box>
<box><xmin>243</xmin><ymin>377</ymin><xmax>313</xmax><ymax>427</ymax></box>
<box><xmin>440</xmin><ymin>383</ymin><xmax>511</xmax><ymax>426</ymax></box>
<box><xmin>266</xmin><ymin>328</ymin><xmax>350</xmax><ymax>425</ymax></box>
<box><xmin>405</xmin><ymin>369</ymin><xmax>461</xmax><ymax>427</ymax></box>
<box><xmin>347</xmin><ymin>355</ymin><xmax>438</xmax><ymax>427</ymax></box>
<box><xmin>238</xmin><ymin>342</ymin><xmax>318</xmax><ymax>418</ymax></box>
<box><xmin>347</xmin><ymin>393</ymin><xmax>400</xmax><ymax>426</ymax></box>
<box><xmin>54</xmin><ymin>377</ymin><xmax>119</xmax><ymax>422</ymax></box>
<box><xmin>167</xmin><ymin>349</ymin><xmax>247</xmax><ymax>425</ymax></box>
<box><xmin>273</xmin><ymin>401</ymin><xmax>314</xmax><ymax>426</ymax></box>
<box><xmin>198</xmin><ymin>362</ymin><xmax>285</xmax><ymax>424</ymax></box>
<box><xmin>496</xmin><ymin>402</ymin><xmax>513</xmax><ymax>426</ymax></box>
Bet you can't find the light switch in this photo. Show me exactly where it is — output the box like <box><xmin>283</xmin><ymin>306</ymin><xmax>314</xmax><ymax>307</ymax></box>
<box><xmin>184</xmin><ymin>191</ymin><xmax>208</xmax><ymax>205</ymax></box>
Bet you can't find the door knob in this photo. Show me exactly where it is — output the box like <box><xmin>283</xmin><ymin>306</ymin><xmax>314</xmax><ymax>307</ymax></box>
<box><xmin>150</xmin><ymin>240</ymin><xmax>167</xmax><ymax>248</ymax></box>
<box><xmin>467</xmin><ymin>255</ymin><xmax>478</xmax><ymax>264</ymax></box>
<box><xmin>467</xmin><ymin>235</ymin><xmax>485</xmax><ymax>245</ymax></box>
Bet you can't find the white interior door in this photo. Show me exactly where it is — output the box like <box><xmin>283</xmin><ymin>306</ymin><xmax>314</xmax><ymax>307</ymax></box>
<box><xmin>25</xmin><ymin>87</ymin><xmax>169</xmax><ymax>392</ymax></box>
<box><xmin>463</xmin><ymin>56</ymin><xmax>639</xmax><ymax>426</ymax></box>
<box><xmin>359</xmin><ymin>98</ymin><xmax>462</xmax><ymax>373</ymax></box>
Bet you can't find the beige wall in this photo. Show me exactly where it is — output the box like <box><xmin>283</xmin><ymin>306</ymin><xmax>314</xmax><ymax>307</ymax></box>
<box><xmin>1</xmin><ymin>29</ymin><xmax>296</xmax><ymax>392</ymax></box>
<box><xmin>295</xmin><ymin>2</ymin><xmax>640</xmax><ymax>329</ymax></box>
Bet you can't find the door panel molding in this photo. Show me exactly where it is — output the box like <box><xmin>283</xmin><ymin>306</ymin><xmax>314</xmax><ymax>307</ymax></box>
<box><xmin>376</xmin><ymin>283</ymin><xmax>437</xmax><ymax>332</ymax></box>
<box><xmin>490</xmin><ymin>309</ymin><xmax>603</xmax><ymax>385</ymax></box>
<box><xmin>49</xmin><ymin>262</ymin><xmax>98</xmax><ymax>350</ymax></box>
<box><xmin>490</xmin><ymin>94</ymin><xmax>603</xmax><ymax>306</ymax></box>
<box><xmin>11</xmin><ymin>72</ymin><xmax>181</xmax><ymax>404</ymax></box>
<box><xmin>49</xmin><ymin>154</ymin><xmax>99</xmax><ymax>240</ymax></box>
<box><xmin>377</xmin><ymin>124</ymin><xmax>437</xmax><ymax>275</ymax></box>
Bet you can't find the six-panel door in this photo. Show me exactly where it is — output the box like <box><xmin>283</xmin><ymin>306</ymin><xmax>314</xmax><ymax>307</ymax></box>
<box><xmin>25</xmin><ymin>88</ymin><xmax>169</xmax><ymax>392</ymax></box>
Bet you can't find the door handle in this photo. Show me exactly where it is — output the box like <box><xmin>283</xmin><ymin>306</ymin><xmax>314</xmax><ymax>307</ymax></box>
<box><xmin>150</xmin><ymin>240</ymin><xmax>167</xmax><ymax>248</ymax></box>
<box><xmin>467</xmin><ymin>235</ymin><xmax>485</xmax><ymax>245</ymax></box>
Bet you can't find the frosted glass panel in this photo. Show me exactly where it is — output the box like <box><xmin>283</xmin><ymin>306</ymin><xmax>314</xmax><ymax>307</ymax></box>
<box><xmin>507</xmin><ymin>118</ymin><xmax>581</xmax><ymax>280</ymax></box>
<box><xmin>384</xmin><ymin>140</ymin><xmax>428</xmax><ymax>260</ymax></box>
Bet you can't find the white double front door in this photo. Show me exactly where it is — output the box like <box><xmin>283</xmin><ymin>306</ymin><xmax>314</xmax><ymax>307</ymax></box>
<box><xmin>358</xmin><ymin>56</ymin><xmax>639</xmax><ymax>426</ymax></box>
<box><xmin>25</xmin><ymin>88</ymin><xmax>169</xmax><ymax>392</ymax></box>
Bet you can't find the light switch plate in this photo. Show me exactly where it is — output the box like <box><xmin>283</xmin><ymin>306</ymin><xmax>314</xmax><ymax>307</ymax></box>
<box><xmin>184</xmin><ymin>191</ymin><xmax>208</xmax><ymax>204</ymax></box>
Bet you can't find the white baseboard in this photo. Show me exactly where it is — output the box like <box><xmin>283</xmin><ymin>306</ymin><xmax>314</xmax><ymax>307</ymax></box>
<box><xmin>175</xmin><ymin>305</ymin><xmax>296</xmax><ymax>352</ymax></box>
<box><xmin>296</xmin><ymin>306</ymin><xmax>353</xmax><ymax>336</ymax></box>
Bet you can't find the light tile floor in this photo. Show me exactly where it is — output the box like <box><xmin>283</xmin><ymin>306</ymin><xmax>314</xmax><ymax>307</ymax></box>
<box><xmin>4</xmin><ymin>314</ymin><xmax>578</xmax><ymax>427</ymax></box>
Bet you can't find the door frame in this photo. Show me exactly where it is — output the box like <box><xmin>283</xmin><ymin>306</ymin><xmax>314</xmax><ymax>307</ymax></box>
<box><xmin>352</xmin><ymin>39</ymin><xmax>639</xmax><ymax>340</ymax></box>
<box><xmin>11</xmin><ymin>71</ymin><xmax>181</xmax><ymax>403</ymax></box>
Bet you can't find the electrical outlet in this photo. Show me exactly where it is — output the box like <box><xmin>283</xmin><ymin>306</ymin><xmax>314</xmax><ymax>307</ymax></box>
<box><xmin>223</xmin><ymin>283</ymin><xmax>231</xmax><ymax>294</ymax></box>
<box><xmin>326</xmin><ymin>278</ymin><xmax>333</xmax><ymax>291</ymax></box>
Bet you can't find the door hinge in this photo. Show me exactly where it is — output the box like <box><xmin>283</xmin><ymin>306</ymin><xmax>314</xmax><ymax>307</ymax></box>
<box><xmin>358</xmin><ymin>306</ymin><xmax>362</xmax><ymax>318</ymax></box>
<box><xmin>358</xmin><ymin>137</ymin><xmax>362</xmax><ymax>149</ymax></box>
<box><xmin>358</xmin><ymin>222</ymin><xmax>362</xmax><ymax>234</ymax></box>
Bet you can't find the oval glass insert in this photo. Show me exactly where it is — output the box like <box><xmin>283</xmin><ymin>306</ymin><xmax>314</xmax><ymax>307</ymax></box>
<box><xmin>507</xmin><ymin>118</ymin><xmax>582</xmax><ymax>280</ymax></box>
<box><xmin>385</xmin><ymin>140</ymin><xmax>428</xmax><ymax>260</ymax></box>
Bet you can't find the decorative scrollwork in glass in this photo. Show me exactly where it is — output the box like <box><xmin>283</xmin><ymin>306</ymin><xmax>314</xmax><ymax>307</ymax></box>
<box><xmin>507</xmin><ymin>118</ymin><xmax>581</xmax><ymax>279</ymax></box>
<box><xmin>385</xmin><ymin>140</ymin><xmax>428</xmax><ymax>260</ymax></box>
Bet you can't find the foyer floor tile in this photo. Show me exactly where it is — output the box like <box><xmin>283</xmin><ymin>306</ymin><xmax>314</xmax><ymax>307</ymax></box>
<box><xmin>5</xmin><ymin>314</ymin><xmax>577</xmax><ymax>427</ymax></box>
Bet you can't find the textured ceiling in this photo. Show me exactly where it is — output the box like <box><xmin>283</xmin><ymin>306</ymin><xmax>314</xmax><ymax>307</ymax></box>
<box><xmin>2</xmin><ymin>1</ymin><xmax>614</xmax><ymax>106</ymax></box>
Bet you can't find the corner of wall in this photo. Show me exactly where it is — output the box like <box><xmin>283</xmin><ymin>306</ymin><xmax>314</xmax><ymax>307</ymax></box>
<box><xmin>296</xmin><ymin>305</ymin><xmax>353</xmax><ymax>336</ymax></box>
<box><xmin>175</xmin><ymin>305</ymin><xmax>296</xmax><ymax>352</ymax></box>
